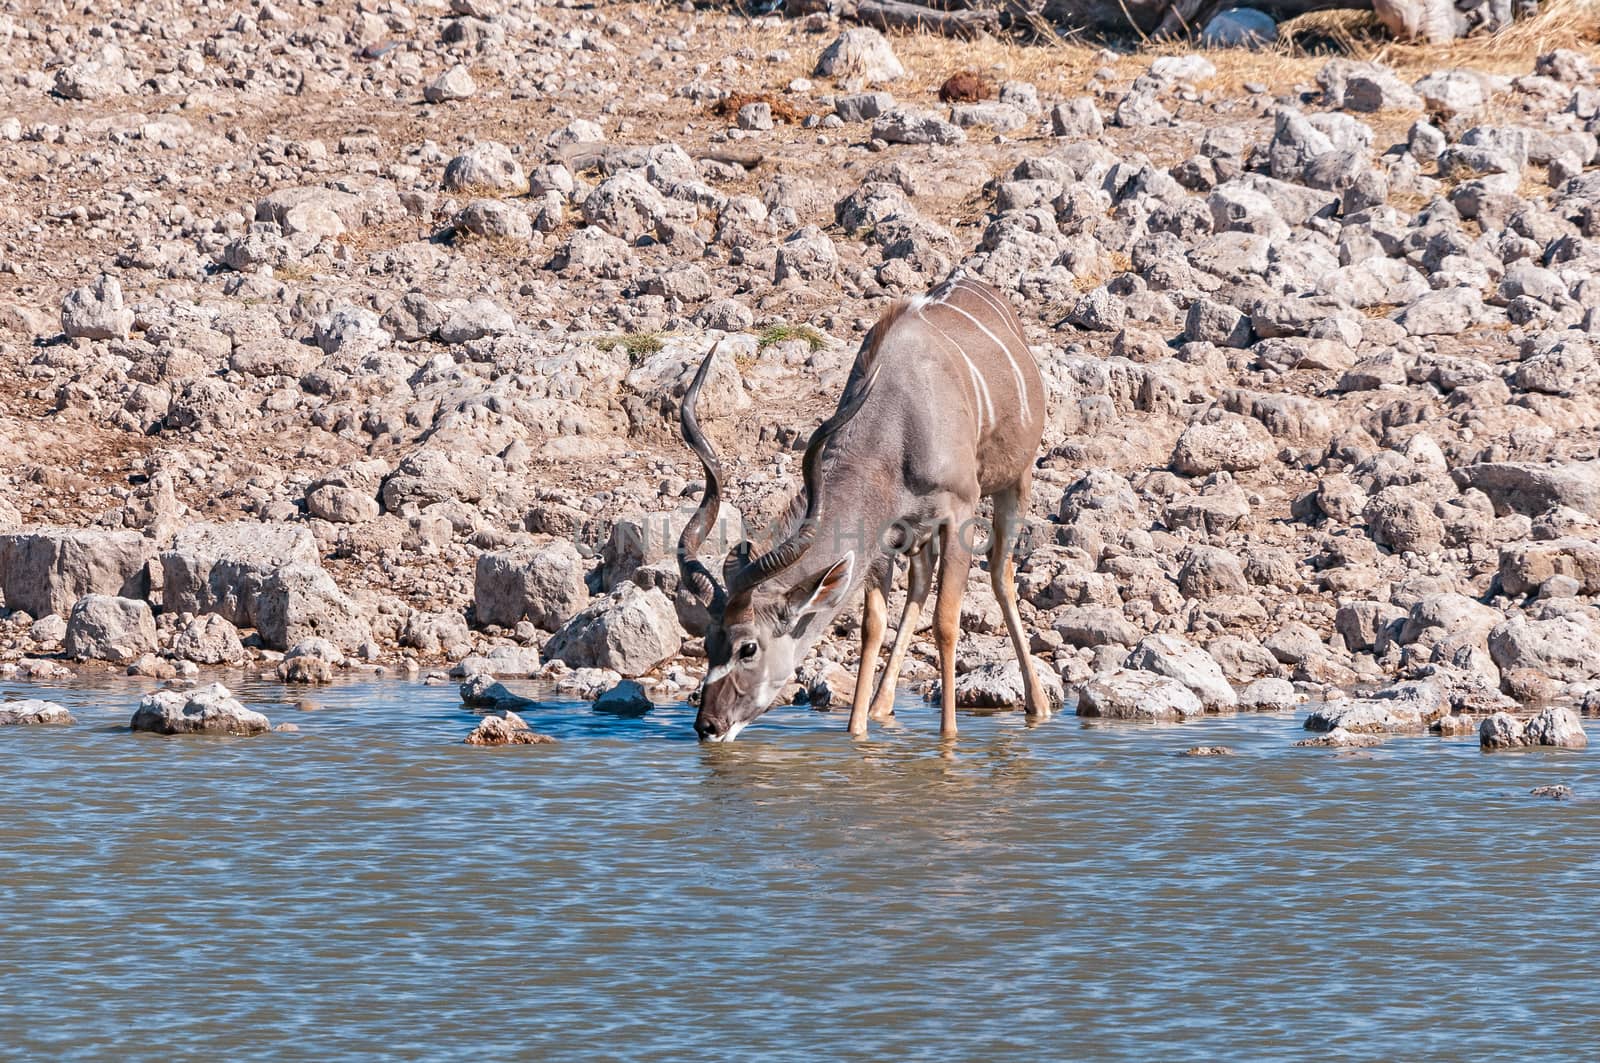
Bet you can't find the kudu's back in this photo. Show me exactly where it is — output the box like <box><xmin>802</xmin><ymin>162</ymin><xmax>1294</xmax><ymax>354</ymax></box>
<box><xmin>844</xmin><ymin>277</ymin><xmax>1045</xmax><ymax>499</ymax></box>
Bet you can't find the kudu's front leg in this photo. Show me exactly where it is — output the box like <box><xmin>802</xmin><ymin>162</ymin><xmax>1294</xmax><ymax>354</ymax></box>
<box><xmin>933</xmin><ymin>515</ymin><xmax>974</xmax><ymax>739</ymax></box>
<box><xmin>868</xmin><ymin>540</ymin><xmax>934</xmax><ymax>721</ymax></box>
<box><xmin>847</xmin><ymin>576</ymin><xmax>888</xmax><ymax>737</ymax></box>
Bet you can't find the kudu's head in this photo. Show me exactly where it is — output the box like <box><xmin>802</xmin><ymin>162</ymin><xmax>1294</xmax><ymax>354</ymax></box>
<box><xmin>676</xmin><ymin>344</ymin><xmax>874</xmax><ymax>742</ymax></box>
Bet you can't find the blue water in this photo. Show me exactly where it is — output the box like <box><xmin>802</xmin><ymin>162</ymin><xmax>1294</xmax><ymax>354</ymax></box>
<box><xmin>2</xmin><ymin>675</ymin><xmax>1596</xmax><ymax>1061</ymax></box>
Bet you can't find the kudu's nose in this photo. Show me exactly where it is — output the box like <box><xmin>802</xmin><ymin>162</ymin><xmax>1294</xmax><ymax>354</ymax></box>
<box><xmin>693</xmin><ymin>715</ymin><xmax>718</xmax><ymax>741</ymax></box>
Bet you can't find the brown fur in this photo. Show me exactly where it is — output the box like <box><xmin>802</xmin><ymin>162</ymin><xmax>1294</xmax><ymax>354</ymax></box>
<box><xmin>937</xmin><ymin>71</ymin><xmax>992</xmax><ymax>104</ymax></box>
<box><xmin>677</xmin><ymin>278</ymin><xmax>1050</xmax><ymax>740</ymax></box>
<box><xmin>711</xmin><ymin>92</ymin><xmax>817</xmax><ymax>124</ymax></box>
<box><xmin>758</xmin><ymin>301</ymin><xmax>913</xmax><ymax>575</ymax></box>
<box><xmin>860</xmin><ymin>297</ymin><xmax>915</xmax><ymax>372</ymax></box>
<box><xmin>755</xmin><ymin>297</ymin><xmax>914</xmax><ymax>607</ymax></box>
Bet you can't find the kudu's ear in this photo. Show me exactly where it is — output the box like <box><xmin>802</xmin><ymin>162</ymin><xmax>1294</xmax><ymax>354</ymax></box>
<box><xmin>795</xmin><ymin>551</ymin><xmax>855</xmax><ymax>618</ymax></box>
<box><xmin>672</xmin><ymin>582</ymin><xmax>714</xmax><ymax>638</ymax></box>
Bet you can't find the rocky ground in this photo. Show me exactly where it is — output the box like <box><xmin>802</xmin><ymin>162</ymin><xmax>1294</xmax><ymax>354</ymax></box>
<box><xmin>2</xmin><ymin>0</ymin><xmax>1600</xmax><ymax>748</ymax></box>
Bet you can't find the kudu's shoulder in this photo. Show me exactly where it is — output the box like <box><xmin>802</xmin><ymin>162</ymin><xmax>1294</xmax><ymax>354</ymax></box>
<box><xmin>857</xmin><ymin>296</ymin><xmax>919</xmax><ymax>373</ymax></box>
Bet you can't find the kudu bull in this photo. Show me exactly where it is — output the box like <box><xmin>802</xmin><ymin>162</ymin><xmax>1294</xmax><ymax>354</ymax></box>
<box><xmin>676</xmin><ymin>277</ymin><xmax>1048</xmax><ymax>742</ymax></box>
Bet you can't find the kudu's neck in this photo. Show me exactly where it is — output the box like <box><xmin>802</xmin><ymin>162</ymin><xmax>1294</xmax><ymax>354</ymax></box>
<box><xmin>768</xmin><ymin>429</ymin><xmax>899</xmax><ymax>607</ymax></box>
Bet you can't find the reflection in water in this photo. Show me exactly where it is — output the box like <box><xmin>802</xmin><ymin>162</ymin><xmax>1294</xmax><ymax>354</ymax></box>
<box><xmin>1</xmin><ymin>674</ymin><xmax>1597</xmax><ymax>1061</ymax></box>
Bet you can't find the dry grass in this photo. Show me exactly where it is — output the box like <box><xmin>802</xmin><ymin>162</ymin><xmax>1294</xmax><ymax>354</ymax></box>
<box><xmin>1518</xmin><ymin>164</ymin><xmax>1555</xmax><ymax>201</ymax></box>
<box><xmin>865</xmin><ymin>0</ymin><xmax>1599</xmax><ymax>101</ymax></box>
<box><xmin>758</xmin><ymin>322</ymin><xmax>829</xmax><ymax>351</ymax></box>
<box><xmin>270</xmin><ymin>262</ymin><xmax>319</xmax><ymax>283</ymax></box>
<box><xmin>879</xmin><ymin>23</ymin><xmax>1324</xmax><ymax>103</ymax></box>
<box><xmin>1386</xmin><ymin>184</ymin><xmax>1434</xmax><ymax>213</ymax></box>
<box><xmin>1273</xmin><ymin>9</ymin><xmax>1386</xmax><ymax>55</ymax></box>
<box><xmin>1349</xmin><ymin>0</ymin><xmax>1600</xmax><ymax>74</ymax></box>
<box><xmin>598</xmin><ymin>331</ymin><xmax>667</xmax><ymax>361</ymax></box>
<box><xmin>452</xmin><ymin>232</ymin><xmax>541</xmax><ymax>259</ymax></box>
<box><xmin>1073</xmin><ymin>250</ymin><xmax>1134</xmax><ymax>291</ymax></box>
<box><xmin>888</xmin><ymin>30</ymin><xmax>1109</xmax><ymax>96</ymax></box>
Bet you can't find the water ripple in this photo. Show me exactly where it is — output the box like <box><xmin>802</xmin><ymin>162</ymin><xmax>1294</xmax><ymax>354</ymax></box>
<box><xmin>2</xmin><ymin>676</ymin><xmax>1596</xmax><ymax>1061</ymax></box>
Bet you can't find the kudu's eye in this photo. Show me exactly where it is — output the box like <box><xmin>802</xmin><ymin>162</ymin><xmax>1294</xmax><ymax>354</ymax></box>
<box><xmin>739</xmin><ymin>641</ymin><xmax>759</xmax><ymax>662</ymax></box>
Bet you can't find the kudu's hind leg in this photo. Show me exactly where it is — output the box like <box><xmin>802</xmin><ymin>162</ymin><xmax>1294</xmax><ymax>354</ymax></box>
<box><xmin>847</xmin><ymin>571</ymin><xmax>889</xmax><ymax>737</ymax></box>
<box><xmin>933</xmin><ymin>515</ymin><xmax>974</xmax><ymax>739</ymax></box>
<box><xmin>867</xmin><ymin>540</ymin><xmax>935</xmax><ymax>721</ymax></box>
<box><xmin>990</xmin><ymin>487</ymin><xmax>1052</xmax><ymax>720</ymax></box>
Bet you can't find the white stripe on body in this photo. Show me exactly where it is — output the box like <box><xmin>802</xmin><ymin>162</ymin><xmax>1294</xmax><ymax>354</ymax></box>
<box><xmin>926</xmin><ymin>279</ymin><xmax>1035</xmax><ymax>410</ymax></box>
<box><xmin>915</xmin><ymin>306</ymin><xmax>994</xmax><ymax>433</ymax></box>
<box><xmin>952</xmin><ymin>281</ymin><xmax>1046</xmax><ymax>407</ymax></box>
<box><xmin>956</xmin><ymin>278</ymin><xmax>1033</xmax><ymax>353</ymax></box>
<box><xmin>935</xmin><ymin>299</ymin><xmax>1031</xmax><ymax>412</ymax></box>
